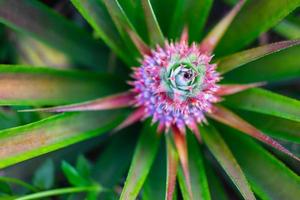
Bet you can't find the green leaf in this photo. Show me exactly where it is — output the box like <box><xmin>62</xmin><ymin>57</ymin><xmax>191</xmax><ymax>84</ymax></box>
<box><xmin>76</xmin><ymin>156</ymin><xmax>92</xmax><ymax>180</ymax></box>
<box><xmin>102</xmin><ymin>0</ymin><xmax>140</xmax><ymax>59</ymax></box>
<box><xmin>93</xmin><ymin>131</ymin><xmax>136</xmax><ymax>188</ymax></box>
<box><xmin>205</xmin><ymin>162</ymin><xmax>230</xmax><ymax>200</ymax></box>
<box><xmin>224</xmin><ymin>88</ymin><xmax>300</xmax><ymax>122</ymax></box>
<box><xmin>0</xmin><ymin>110</ymin><xmax>123</xmax><ymax>169</ymax></box>
<box><xmin>141</xmin><ymin>0</ymin><xmax>164</xmax><ymax>46</ymax></box>
<box><xmin>117</xmin><ymin>0</ymin><xmax>149</xmax><ymax>42</ymax></box>
<box><xmin>0</xmin><ymin>0</ymin><xmax>107</xmax><ymax>68</ymax></box>
<box><xmin>150</xmin><ymin>0</ymin><xmax>177</xmax><ymax>37</ymax></box>
<box><xmin>141</xmin><ymin>143</ymin><xmax>166</xmax><ymax>200</ymax></box>
<box><xmin>71</xmin><ymin>0</ymin><xmax>133</xmax><ymax>66</ymax></box>
<box><xmin>33</xmin><ymin>159</ymin><xmax>55</xmax><ymax>190</ymax></box>
<box><xmin>223</xmin><ymin>45</ymin><xmax>300</xmax><ymax>83</ymax></box>
<box><xmin>120</xmin><ymin>123</ymin><xmax>161</xmax><ymax>200</ymax></box>
<box><xmin>0</xmin><ymin>181</ymin><xmax>12</xmax><ymax>195</ymax></box>
<box><xmin>274</xmin><ymin>20</ymin><xmax>300</xmax><ymax>39</ymax></box>
<box><xmin>62</xmin><ymin>161</ymin><xmax>88</xmax><ymax>187</ymax></box>
<box><xmin>216</xmin><ymin>0</ymin><xmax>300</xmax><ymax>56</ymax></box>
<box><xmin>0</xmin><ymin>65</ymin><xmax>125</xmax><ymax>106</ymax></box>
<box><xmin>235</xmin><ymin>110</ymin><xmax>300</xmax><ymax>143</ymax></box>
<box><xmin>187</xmin><ymin>133</ymin><xmax>211</xmax><ymax>200</ymax></box>
<box><xmin>221</xmin><ymin>126</ymin><xmax>300</xmax><ymax>200</ymax></box>
<box><xmin>217</xmin><ymin>40</ymin><xmax>300</xmax><ymax>74</ymax></box>
<box><xmin>178</xmin><ymin>133</ymin><xmax>211</xmax><ymax>200</ymax></box>
<box><xmin>165</xmin><ymin>135</ymin><xmax>179</xmax><ymax>200</ymax></box>
<box><xmin>169</xmin><ymin>0</ymin><xmax>213</xmax><ymax>41</ymax></box>
<box><xmin>200</xmin><ymin>125</ymin><xmax>255</xmax><ymax>200</ymax></box>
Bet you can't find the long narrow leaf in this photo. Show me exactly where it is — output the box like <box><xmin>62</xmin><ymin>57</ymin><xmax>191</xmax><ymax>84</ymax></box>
<box><xmin>221</xmin><ymin>126</ymin><xmax>300</xmax><ymax>200</ymax></box>
<box><xmin>235</xmin><ymin>110</ymin><xmax>300</xmax><ymax>143</ymax></box>
<box><xmin>141</xmin><ymin>0</ymin><xmax>164</xmax><ymax>46</ymax></box>
<box><xmin>102</xmin><ymin>0</ymin><xmax>140</xmax><ymax>59</ymax></box>
<box><xmin>208</xmin><ymin>105</ymin><xmax>300</xmax><ymax>162</ymax></box>
<box><xmin>173</xmin><ymin>127</ymin><xmax>192</xmax><ymax>200</ymax></box>
<box><xmin>224</xmin><ymin>88</ymin><xmax>300</xmax><ymax>122</ymax></box>
<box><xmin>200</xmin><ymin>125</ymin><xmax>255</xmax><ymax>200</ymax></box>
<box><xmin>223</xmin><ymin>45</ymin><xmax>300</xmax><ymax>83</ymax></box>
<box><xmin>178</xmin><ymin>133</ymin><xmax>211</xmax><ymax>200</ymax></box>
<box><xmin>169</xmin><ymin>0</ymin><xmax>213</xmax><ymax>41</ymax></box>
<box><xmin>93</xmin><ymin>132</ymin><xmax>136</xmax><ymax>188</ymax></box>
<box><xmin>0</xmin><ymin>0</ymin><xmax>107</xmax><ymax>68</ymax></box>
<box><xmin>150</xmin><ymin>0</ymin><xmax>177</xmax><ymax>37</ymax></box>
<box><xmin>199</xmin><ymin>0</ymin><xmax>245</xmax><ymax>54</ymax></box>
<box><xmin>21</xmin><ymin>92</ymin><xmax>134</xmax><ymax>112</ymax></box>
<box><xmin>216</xmin><ymin>0</ymin><xmax>300</xmax><ymax>55</ymax></box>
<box><xmin>274</xmin><ymin>20</ymin><xmax>300</xmax><ymax>39</ymax></box>
<box><xmin>117</xmin><ymin>0</ymin><xmax>149</xmax><ymax>42</ymax></box>
<box><xmin>120</xmin><ymin>123</ymin><xmax>161</xmax><ymax>200</ymax></box>
<box><xmin>0</xmin><ymin>111</ymin><xmax>124</xmax><ymax>168</ymax></box>
<box><xmin>71</xmin><ymin>0</ymin><xmax>133</xmax><ymax>66</ymax></box>
<box><xmin>205</xmin><ymin>162</ymin><xmax>230</xmax><ymax>200</ymax></box>
<box><xmin>0</xmin><ymin>65</ymin><xmax>125</xmax><ymax>106</ymax></box>
<box><xmin>217</xmin><ymin>83</ymin><xmax>264</xmax><ymax>96</ymax></box>
<box><xmin>187</xmin><ymin>133</ymin><xmax>211</xmax><ymax>200</ymax></box>
<box><xmin>165</xmin><ymin>135</ymin><xmax>178</xmax><ymax>200</ymax></box>
<box><xmin>217</xmin><ymin>40</ymin><xmax>300</xmax><ymax>74</ymax></box>
<box><xmin>142</xmin><ymin>143</ymin><xmax>166</xmax><ymax>200</ymax></box>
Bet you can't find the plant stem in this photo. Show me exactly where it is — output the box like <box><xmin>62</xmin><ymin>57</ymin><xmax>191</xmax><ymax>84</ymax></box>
<box><xmin>15</xmin><ymin>185</ymin><xmax>100</xmax><ymax>200</ymax></box>
<box><xmin>0</xmin><ymin>177</ymin><xmax>38</xmax><ymax>192</ymax></box>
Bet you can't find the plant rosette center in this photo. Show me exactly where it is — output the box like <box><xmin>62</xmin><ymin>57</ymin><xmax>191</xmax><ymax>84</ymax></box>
<box><xmin>162</xmin><ymin>57</ymin><xmax>206</xmax><ymax>101</ymax></box>
<box><xmin>131</xmin><ymin>42</ymin><xmax>221</xmax><ymax>131</ymax></box>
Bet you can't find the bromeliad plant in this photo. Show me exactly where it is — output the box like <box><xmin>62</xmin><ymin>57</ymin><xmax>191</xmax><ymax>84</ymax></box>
<box><xmin>0</xmin><ymin>0</ymin><xmax>300</xmax><ymax>199</ymax></box>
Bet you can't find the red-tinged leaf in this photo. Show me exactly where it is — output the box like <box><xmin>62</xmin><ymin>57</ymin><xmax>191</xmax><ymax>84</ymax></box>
<box><xmin>178</xmin><ymin>133</ymin><xmax>211</xmax><ymax>200</ymax></box>
<box><xmin>172</xmin><ymin>126</ymin><xmax>193</xmax><ymax>200</ymax></box>
<box><xmin>20</xmin><ymin>92</ymin><xmax>134</xmax><ymax>113</ymax></box>
<box><xmin>104</xmin><ymin>0</ymin><xmax>151</xmax><ymax>55</ymax></box>
<box><xmin>200</xmin><ymin>125</ymin><xmax>256</xmax><ymax>200</ymax></box>
<box><xmin>102</xmin><ymin>0</ymin><xmax>140</xmax><ymax>59</ymax></box>
<box><xmin>165</xmin><ymin>135</ymin><xmax>179</xmax><ymax>200</ymax></box>
<box><xmin>216</xmin><ymin>0</ymin><xmax>300</xmax><ymax>56</ymax></box>
<box><xmin>208</xmin><ymin>105</ymin><xmax>300</xmax><ymax>162</ymax></box>
<box><xmin>187</xmin><ymin>121</ymin><xmax>202</xmax><ymax>143</ymax></box>
<box><xmin>0</xmin><ymin>111</ymin><xmax>124</xmax><ymax>168</ymax></box>
<box><xmin>236</xmin><ymin>110</ymin><xmax>300</xmax><ymax>143</ymax></box>
<box><xmin>114</xmin><ymin>106</ymin><xmax>145</xmax><ymax>132</ymax></box>
<box><xmin>120</xmin><ymin>123</ymin><xmax>161</xmax><ymax>200</ymax></box>
<box><xmin>71</xmin><ymin>0</ymin><xmax>133</xmax><ymax>66</ymax></box>
<box><xmin>0</xmin><ymin>65</ymin><xmax>125</xmax><ymax>106</ymax></box>
<box><xmin>217</xmin><ymin>40</ymin><xmax>300</xmax><ymax>74</ymax></box>
<box><xmin>141</xmin><ymin>0</ymin><xmax>164</xmax><ymax>46</ymax></box>
<box><xmin>220</xmin><ymin>126</ymin><xmax>300</xmax><ymax>200</ymax></box>
<box><xmin>127</xmin><ymin>28</ymin><xmax>151</xmax><ymax>55</ymax></box>
<box><xmin>180</xmin><ymin>26</ymin><xmax>189</xmax><ymax>44</ymax></box>
<box><xmin>199</xmin><ymin>0</ymin><xmax>245</xmax><ymax>54</ymax></box>
<box><xmin>217</xmin><ymin>83</ymin><xmax>265</xmax><ymax>96</ymax></box>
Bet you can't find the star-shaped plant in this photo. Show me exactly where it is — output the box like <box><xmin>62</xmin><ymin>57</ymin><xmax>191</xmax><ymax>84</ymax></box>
<box><xmin>0</xmin><ymin>0</ymin><xmax>300</xmax><ymax>199</ymax></box>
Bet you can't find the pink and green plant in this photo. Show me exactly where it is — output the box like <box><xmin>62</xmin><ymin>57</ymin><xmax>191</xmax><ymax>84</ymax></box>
<box><xmin>0</xmin><ymin>0</ymin><xmax>300</xmax><ymax>199</ymax></box>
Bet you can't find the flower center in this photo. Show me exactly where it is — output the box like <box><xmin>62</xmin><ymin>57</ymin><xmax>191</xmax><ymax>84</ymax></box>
<box><xmin>162</xmin><ymin>57</ymin><xmax>206</xmax><ymax>101</ymax></box>
<box><xmin>131</xmin><ymin>42</ymin><xmax>220</xmax><ymax>130</ymax></box>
